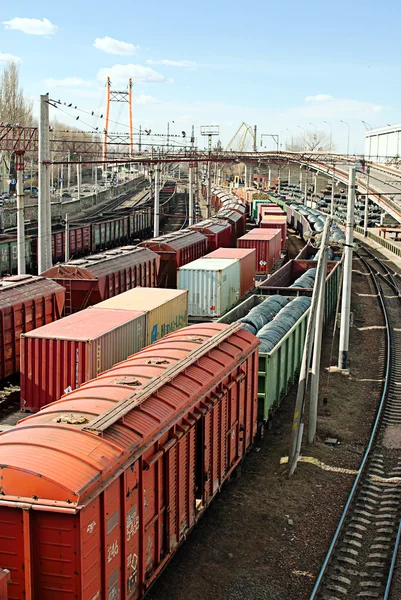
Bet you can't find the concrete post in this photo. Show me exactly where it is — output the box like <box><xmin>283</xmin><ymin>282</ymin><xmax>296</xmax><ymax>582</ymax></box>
<box><xmin>16</xmin><ymin>152</ymin><xmax>26</xmax><ymax>274</ymax></box>
<box><xmin>38</xmin><ymin>94</ymin><xmax>51</xmax><ymax>273</ymax></box>
<box><xmin>207</xmin><ymin>161</ymin><xmax>212</xmax><ymax>218</ymax></box>
<box><xmin>77</xmin><ymin>163</ymin><xmax>81</xmax><ymax>201</ymax></box>
<box><xmin>268</xmin><ymin>166</ymin><xmax>271</xmax><ymax>189</ymax></box>
<box><xmin>338</xmin><ymin>167</ymin><xmax>356</xmax><ymax>371</ymax></box>
<box><xmin>154</xmin><ymin>164</ymin><xmax>160</xmax><ymax>237</ymax></box>
<box><xmin>308</xmin><ymin>219</ymin><xmax>331</xmax><ymax>443</ymax></box>
<box><xmin>363</xmin><ymin>167</ymin><xmax>370</xmax><ymax>237</ymax></box>
<box><xmin>330</xmin><ymin>165</ymin><xmax>335</xmax><ymax>217</ymax></box>
<box><xmin>189</xmin><ymin>166</ymin><xmax>194</xmax><ymax>226</ymax></box>
<box><xmin>60</xmin><ymin>164</ymin><xmax>64</xmax><ymax>201</ymax></box>
<box><xmin>65</xmin><ymin>213</ymin><xmax>69</xmax><ymax>262</ymax></box>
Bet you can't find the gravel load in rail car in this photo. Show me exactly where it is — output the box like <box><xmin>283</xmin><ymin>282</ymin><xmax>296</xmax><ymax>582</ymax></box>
<box><xmin>290</xmin><ymin>267</ymin><xmax>317</xmax><ymax>288</ymax></box>
<box><xmin>238</xmin><ymin>295</ymin><xmax>289</xmax><ymax>335</ymax></box>
<box><xmin>257</xmin><ymin>296</ymin><xmax>311</xmax><ymax>352</ymax></box>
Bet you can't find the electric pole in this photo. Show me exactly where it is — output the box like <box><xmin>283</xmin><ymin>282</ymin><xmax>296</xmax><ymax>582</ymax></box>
<box><xmin>38</xmin><ymin>93</ymin><xmax>52</xmax><ymax>273</ymax></box>
<box><xmin>338</xmin><ymin>166</ymin><xmax>356</xmax><ymax>371</ymax></box>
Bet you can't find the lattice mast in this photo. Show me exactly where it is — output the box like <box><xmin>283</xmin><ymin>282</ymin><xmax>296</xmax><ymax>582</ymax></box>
<box><xmin>103</xmin><ymin>78</ymin><xmax>134</xmax><ymax>163</ymax></box>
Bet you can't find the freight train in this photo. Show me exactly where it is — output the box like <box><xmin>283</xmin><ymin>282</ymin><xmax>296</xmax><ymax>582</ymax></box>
<box><xmin>0</xmin><ymin>180</ymin><xmax>177</xmax><ymax>277</ymax></box>
<box><xmin>0</xmin><ymin>186</ymin><xmax>343</xmax><ymax>600</ymax></box>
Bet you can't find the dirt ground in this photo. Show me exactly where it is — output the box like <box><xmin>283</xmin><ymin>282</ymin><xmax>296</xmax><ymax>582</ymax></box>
<box><xmin>148</xmin><ymin>255</ymin><xmax>385</xmax><ymax>600</ymax></box>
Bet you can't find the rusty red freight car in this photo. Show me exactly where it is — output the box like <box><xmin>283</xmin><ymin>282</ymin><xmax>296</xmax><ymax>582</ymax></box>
<box><xmin>42</xmin><ymin>246</ymin><xmax>160</xmax><ymax>314</ymax></box>
<box><xmin>188</xmin><ymin>218</ymin><xmax>232</xmax><ymax>251</ymax></box>
<box><xmin>0</xmin><ymin>275</ymin><xmax>65</xmax><ymax>381</ymax></box>
<box><xmin>216</xmin><ymin>208</ymin><xmax>246</xmax><ymax>242</ymax></box>
<box><xmin>139</xmin><ymin>230</ymin><xmax>206</xmax><ymax>287</ymax></box>
<box><xmin>0</xmin><ymin>323</ymin><xmax>259</xmax><ymax>600</ymax></box>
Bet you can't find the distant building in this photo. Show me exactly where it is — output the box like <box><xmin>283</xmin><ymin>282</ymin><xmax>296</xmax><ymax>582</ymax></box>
<box><xmin>365</xmin><ymin>124</ymin><xmax>401</xmax><ymax>162</ymax></box>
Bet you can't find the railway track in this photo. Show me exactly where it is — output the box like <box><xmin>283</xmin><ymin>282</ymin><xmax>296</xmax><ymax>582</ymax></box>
<box><xmin>311</xmin><ymin>246</ymin><xmax>401</xmax><ymax>600</ymax></box>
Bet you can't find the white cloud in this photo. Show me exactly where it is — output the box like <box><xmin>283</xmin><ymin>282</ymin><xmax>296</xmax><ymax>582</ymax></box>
<box><xmin>97</xmin><ymin>64</ymin><xmax>165</xmax><ymax>84</ymax></box>
<box><xmin>0</xmin><ymin>52</ymin><xmax>21</xmax><ymax>63</ymax></box>
<box><xmin>305</xmin><ymin>94</ymin><xmax>334</xmax><ymax>103</ymax></box>
<box><xmin>134</xmin><ymin>94</ymin><xmax>160</xmax><ymax>105</ymax></box>
<box><xmin>147</xmin><ymin>59</ymin><xmax>196</xmax><ymax>68</ymax></box>
<box><xmin>44</xmin><ymin>77</ymin><xmax>93</xmax><ymax>88</ymax></box>
<box><xmin>93</xmin><ymin>36</ymin><xmax>138</xmax><ymax>56</ymax></box>
<box><xmin>3</xmin><ymin>17</ymin><xmax>57</xmax><ymax>36</ymax></box>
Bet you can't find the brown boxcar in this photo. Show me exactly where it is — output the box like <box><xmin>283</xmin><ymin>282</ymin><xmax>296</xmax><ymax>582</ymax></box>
<box><xmin>237</xmin><ymin>229</ymin><xmax>281</xmax><ymax>274</ymax></box>
<box><xmin>20</xmin><ymin>307</ymin><xmax>147</xmax><ymax>412</ymax></box>
<box><xmin>0</xmin><ymin>275</ymin><xmax>65</xmax><ymax>381</ymax></box>
<box><xmin>188</xmin><ymin>219</ymin><xmax>232</xmax><ymax>252</ymax></box>
<box><xmin>52</xmin><ymin>225</ymin><xmax>92</xmax><ymax>262</ymax></box>
<box><xmin>139</xmin><ymin>230</ymin><xmax>206</xmax><ymax>288</ymax></box>
<box><xmin>42</xmin><ymin>246</ymin><xmax>160</xmax><ymax>314</ymax></box>
<box><xmin>260</xmin><ymin>216</ymin><xmax>287</xmax><ymax>248</ymax></box>
<box><xmin>0</xmin><ymin>323</ymin><xmax>259</xmax><ymax>600</ymax></box>
<box><xmin>204</xmin><ymin>247</ymin><xmax>256</xmax><ymax>296</ymax></box>
<box><xmin>215</xmin><ymin>208</ymin><xmax>246</xmax><ymax>243</ymax></box>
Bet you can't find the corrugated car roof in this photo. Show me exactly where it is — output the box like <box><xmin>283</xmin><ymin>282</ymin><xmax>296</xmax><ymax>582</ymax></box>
<box><xmin>41</xmin><ymin>247</ymin><xmax>159</xmax><ymax>280</ymax></box>
<box><xmin>189</xmin><ymin>219</ymin><xmax>231</xmax><ymax>234</ymax></box>
<box><xmin>140</xmin><ymin>230</ymin><xmax>206</xmax><ymax>253</ymax></box>
<box><xmin>0</xmin><ymin>324</ymin><xmax>258</xmax><ymax>508</ymax></box>
<box><xmin>0</xmin><ymin>275</ymin><xmax>65</xmax><ymax>311</ymax></box>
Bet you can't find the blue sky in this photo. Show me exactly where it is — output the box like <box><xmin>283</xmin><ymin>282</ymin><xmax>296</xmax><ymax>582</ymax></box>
<box><xmin>1</xmin><ymin>0</ymin><xmax>400</xmax><ymax>153</ymax></box>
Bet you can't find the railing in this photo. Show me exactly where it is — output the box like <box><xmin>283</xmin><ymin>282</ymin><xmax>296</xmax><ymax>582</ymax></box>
<box><xmin>355</xmin><ymin>225</ymin><xmax>401</xmax><ymax>257</ymax></box>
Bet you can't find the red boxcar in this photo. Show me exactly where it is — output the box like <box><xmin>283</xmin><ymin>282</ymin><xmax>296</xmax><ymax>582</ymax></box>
<box><xmin>139</xmin><ymin>230</ymin><xmax>206</xmax><ymax>288</ymax></box>
<box><xmin>42</xmin><ymin>246</ymin><xmax>160</xmax><ymax>314</ymax></box>
<box><xmin>0</xmin><ymin>275</ymin><xmax>65</xmax><ymax>381</ymax></box>
<box><xmin>237</xmin><ymin>229</ymin><xmax>281</xmax><ymax>274</ymax></box>
<box><xmin>0</xmin><ymin>323</ymin><xmax>259</xmax><ymax>600</ymax></box>
<box><xmin>260</xmin><ymin>216</ymin><xmax>287</xmax><ymax>248</ymax></box>
<box><xmin>188</xmin><ymin>219</ymin><xmax>232</xmax><ymax>251</ymax></box>
<box><xmin>52</xmin><ymin>224</ymin><xmax>92</xmax><ymax>262</ymax></box>
<box><xmin>216</xmin><ymin>208</ymin><xmax>246</xmax><ymax>243</ymax></box>
<box><xmin>204</xmin><ymin>247</ymin><xmax>256</xmax><ymax>296</ymax></box>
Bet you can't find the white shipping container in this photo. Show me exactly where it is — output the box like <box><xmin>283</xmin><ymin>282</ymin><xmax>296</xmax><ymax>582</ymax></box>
<box><xmin>178</xmin><ymin>258</ymin><xmax>241</xmax><ymax>317</ymax></box>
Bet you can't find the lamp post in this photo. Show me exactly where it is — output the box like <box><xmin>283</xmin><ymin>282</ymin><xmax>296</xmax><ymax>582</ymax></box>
<box><xmin>323</xmin><ymin>120</ymin><xmax>333</xmax><ymax>152</ymax></box>
<box><xmin>340</xmin><ymin>120</ymin><xmax>350</xmax><ymax>155</ymax></box>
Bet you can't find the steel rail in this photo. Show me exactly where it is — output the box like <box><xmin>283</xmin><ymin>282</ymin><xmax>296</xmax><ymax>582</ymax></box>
<box><xmin>310</xmin><ymin>248</ymin><xmax>392</xmax><ymax>599</ymax></box>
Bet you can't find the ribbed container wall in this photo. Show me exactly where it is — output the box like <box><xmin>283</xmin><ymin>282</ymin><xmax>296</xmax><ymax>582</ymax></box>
<box><xmin>94</xmin><ymin>287</ymin><xmax>188</xmax><ymax>344</ymax></box>
<box><xmin>204</xmin><ymin>248</ymin><xmax>256</xmax><ymax>296</ymax></box>
<box><xmin>260</xmin><ymin>217</ymin><xmax>287</xmax><ymax>248</ymax></box>
<box><xmin>178</xmin><ymin>258</ymin><xmax>241</xmax><ymax>317</ymax></box>
<box><xmin>237</xmin><ymin>230</ymin><xmax>281</xmax><ymax>274</ymax></box>
<box><xmin>20</xmin><ymin>308</ymin><xmax>146</xmax><ymax>412</ymax></box>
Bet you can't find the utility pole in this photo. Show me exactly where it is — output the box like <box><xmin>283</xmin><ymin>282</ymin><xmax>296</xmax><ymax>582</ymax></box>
<box><xmin>15</xmin><ymin>151</ymin><xmax>26</xmax><ymax>274</ymax></box>
<box><xmin>277</xmin><ymin>167</ymin><xmax>281</xmax><ymax>193</ymax></box>
<box><xmin>154</xmin><ymin>164</ymin><xmax>160</xmax><ymax>237</ymax></box>
<box><xmin>38</xmin><ymin>93</ymin><xmax>51</xmax><ymax>274</ymax></box>
<box><xmin>338</xmin><ymin>166</ymin><xmax>356</xmax><ymax>371</ymax></box>
<box><xmin>65</xmin><ymin>213</ymin><xmax>69</xmax><ymax>262</ymax></box>
<box><xmin>77</xmin><ymin>163</ymin><xmax>81</xmax><ymax>201</ymax></box>
<box><xmin>288</xmin><ymin>222</ymin><xmax>331</xmax><ymax>473</ymax></box>
<box><xmin>60</xmin><ymin>164</ymin><xmax>64</xmax><ymax>201</ymax></box>
<box><xmin>330</xmin><ymin>164</ymin><xmax>335</xmax><ymax>216</ymax></box>
<box><xmin>139</xmin><ymin>125</ymin><xmax>142</xmax><ymax>152</ymax></box>
<box><xmin>304</xmin><ymin>180</ymin><xmax>308</xmax><ymax>206</ymax></box>
<box><xmin>288</xmin><ymin>167</ymin><xmax>291</xmax><ymax>186</ymax></box>
<box><xmin>299</xmin><ymin>165</ymin><xmax>303</xmax><ymax>192</ymax></box>
<box><xmin>308</xmin><ymin>218</ymin><xmax>331</xmax><ymax>443</ymax></box>
<box><xmin>67</xmin><ymin>151</ymin><xmax>71</xmax><ymax>190</ymax></box>
<box><xmin>363</xmin><ymin>166</ymin><xmax>370</xmax><ymax>237</ymax></box>
<box><xmin>200</xmin><ymin>126</ymin><xmax>219</xmax><ymax>219</ymax></box>
<box><xmin>268</xmin><ymin>166</ymin><xmax>271</xmax><ymax>189</ymax></box>
<box><xmin>188</xmin><ymin>125</ymin><xmax>195</xmax><ymax>226</ymax></box>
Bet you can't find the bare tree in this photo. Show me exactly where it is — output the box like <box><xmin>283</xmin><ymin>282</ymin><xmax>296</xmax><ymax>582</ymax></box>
<box><xmin>0</xmin><ymin>61</ymin><xmax>33</xmax><ymax>126</ymax></box>
<box><xmin>286</xmin><ymin>130</ymin><xmax>331</xmax><ymax>152</ymax></box>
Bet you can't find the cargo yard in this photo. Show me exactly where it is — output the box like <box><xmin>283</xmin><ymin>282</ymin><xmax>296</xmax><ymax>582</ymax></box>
<box><xmin>1</xmin><ymin>21</ymin><xmax>401</xmax><ymax>596</ymax></box>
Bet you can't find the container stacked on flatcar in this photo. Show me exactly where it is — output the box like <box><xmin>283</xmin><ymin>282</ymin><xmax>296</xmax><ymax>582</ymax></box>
<box><xmin>41</xmin><ymin>246</ymin><xmax>160</xmax><ymax>314</ymax></box>
<box><xmin>20</xmin><ymin>288</ymin><xmax>188</xmax><ymax>411</ymax></box>
<box><xmin>0</xmin><ymin>323</ymin><xmax>259</xmax><ymax>600</ymax></box>
<box><xmin>0</xmin><ymin>275</ymin><xmax>65</xmax><ymax>381</ymax></box>
<box><xmin>237</xmin><ymin>228</ymin><xmax>281</xmax><ymax>274</ymax></box>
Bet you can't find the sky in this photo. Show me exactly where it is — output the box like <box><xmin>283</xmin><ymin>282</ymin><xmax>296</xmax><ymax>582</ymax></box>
<box><xmin>1</xmin><ymin>0</ymin><xmax>401</xmax><ymax>154</ymax></box>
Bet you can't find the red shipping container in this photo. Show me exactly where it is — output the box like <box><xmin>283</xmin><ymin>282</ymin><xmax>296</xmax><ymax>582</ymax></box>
<box><xmin>42</xmin><ymin>246</ymin><xmax>160</xmax><ymax>314</ymax></box>
<box><xmin>258</xmin><ymin>204</ymin><xmax>284</xmax><ymax>222</ymax></box>
<box><xmin>0</xmin><ymin>569</ymin><xmax>9</xmax><ymax>600</ymax></box>
<box><xmin>204</xmin><ymin>248</ymin><xmax>256</xmax><ymax>296</ymax></box>
<box><xmin>237</xmin><ymin>229</ymin><xmax>281</xmax><ymax>274</ymax></box>
<box><xmin>20</xmin><ymin>307</ymin><xmax>147</xmax><ymax>412</ymax></box>
<box><xmin>188</xmin><ymin>219</ymin><xmax>232</xmax><ymax>251</ymax></box>
<box><xmin>140</xmin><ymin>230</ymin><xmax>207</xmax><ymax>288</ymax></box>
<box><xmin>260</xmin><ymin>216</ymin><xmax>287</xmax><ymax>248</ymax></box>
<box><xmin>0</xmin><ymin>275</ymin><xmax>65</xmax><ymax>381</ymax></box>
<box><xmin>0</xmin><ymin>323</ymin><xmax>259</xmax><ymax>600</ymax></box>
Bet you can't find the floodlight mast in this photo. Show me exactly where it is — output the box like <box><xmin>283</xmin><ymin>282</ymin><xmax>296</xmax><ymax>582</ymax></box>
<box><xmin>200</xmin><ymin>126</ymin><xmax>220</xmax><ymax>218</ymax></box>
